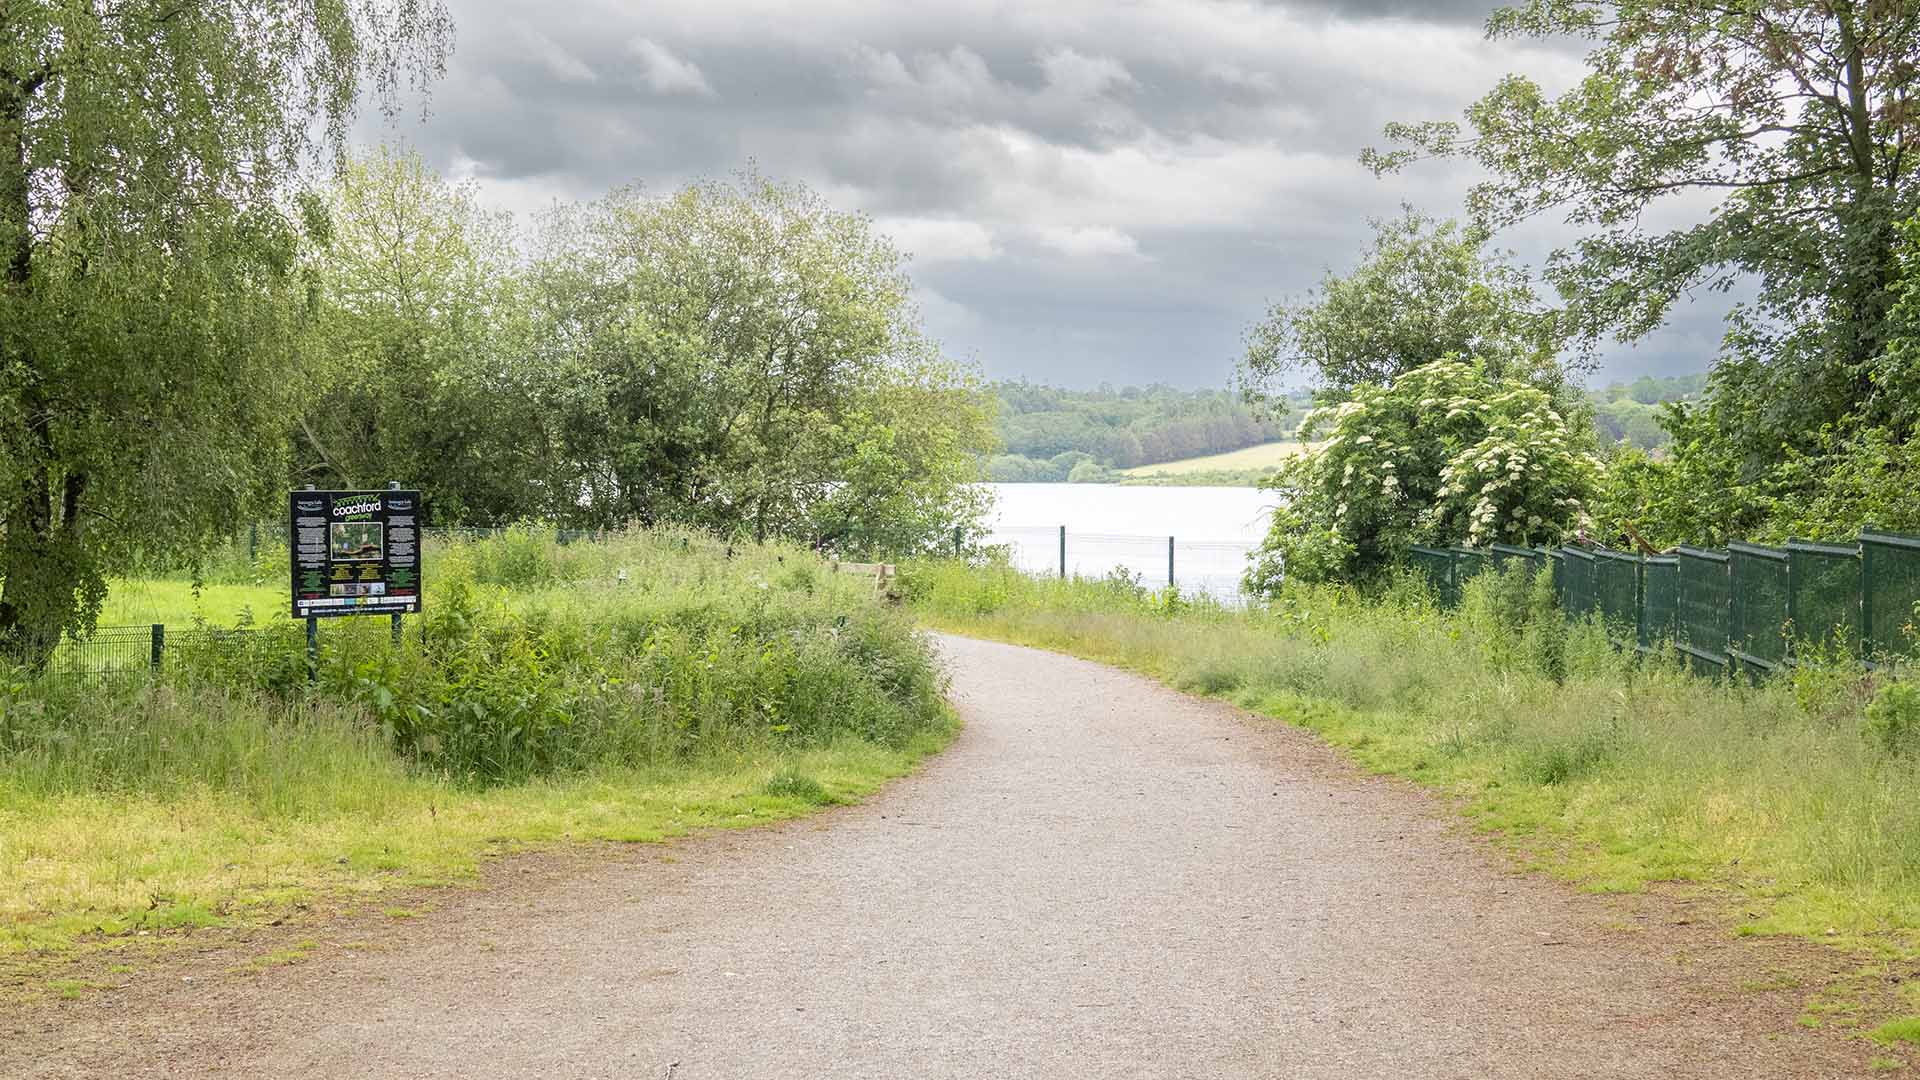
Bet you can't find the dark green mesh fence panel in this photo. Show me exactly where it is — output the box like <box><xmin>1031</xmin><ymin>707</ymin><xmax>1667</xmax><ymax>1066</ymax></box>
<box><xmin>1676</xmin><ymin>547</ymin><xmax>1731</xmax><ymax>669</ymax></box>
<box><xmin>1547</xmin><ymin>549</ymin><xmax>1568</xmax><ymax>615</ymax></box>
<box><xmin>1786</xmin><ymin>540</ymin><xmax>1861</xmax><ymax>661</ymax></box>
<box><xmin>1490</xmin><ymin>544</ymin><xmax>1542</xmax><ymax>576</ymax></box>
<box><xmin>47</xmin><ymin>625</ymin><xmax>157</xmax><ymax>680</ymax></box>
<box><xmin>1862</xmin><ymin>529</ymin><xmax>1920</xmax><ymax>660</ymax></box>
<box><xmin>1593</xmin><ymin>550</ymin><xmax>1640</xmax><ymax>643</ymax></box>
<box><xmin>1409</xmin><ymin>546</ymin><xmax>1455</xmax><ymax>607</ymax></box>
<box><xmin>1641</xmin><ymin>555</ymin><xmax>1678</xmax><ymax>650</ymax></box>
<box><xmin>1561</xmin><ymin>547</ymin><xmax>1597</xmax><ymax>619</ymax></box>
<box><xmin>1451</xmin><ymin>548</ymin><xmax>1492</xmax><ymax>591</ymax></box>
<box><xmin>1729</xmin><ymin>541</ymin><xmax>1789</xmax><ymax>674</ymax></box>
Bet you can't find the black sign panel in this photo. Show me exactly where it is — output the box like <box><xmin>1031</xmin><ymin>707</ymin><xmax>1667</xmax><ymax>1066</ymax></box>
<box><xmin>288</xmin><ymin>490</ymin><xmax>423</xmax><ymax>619</ymax></box>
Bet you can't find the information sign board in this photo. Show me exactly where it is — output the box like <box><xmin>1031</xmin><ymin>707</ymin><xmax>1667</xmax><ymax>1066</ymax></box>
<box><xmin>288</xmin><ymin>489</ymin><xmax>423</xmax><ymax>619</ymax></box>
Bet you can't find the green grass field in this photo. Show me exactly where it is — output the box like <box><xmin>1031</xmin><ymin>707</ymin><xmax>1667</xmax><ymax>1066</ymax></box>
<box><xmin>97</xmin><ymin>579</ymin><xmax>285</xmax><ymax>627</ymax></box>
<box><xmin>1121</xmin><ymin>440</ymin><xmax>1311</xmax><ymax>477</ymax></box>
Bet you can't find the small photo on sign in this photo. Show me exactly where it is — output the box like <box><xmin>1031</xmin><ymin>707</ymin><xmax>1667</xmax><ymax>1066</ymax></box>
<box><xmin>330</xmin><ymin>521</ymin><xmax>384</xmax><ymax>562</ymax></box>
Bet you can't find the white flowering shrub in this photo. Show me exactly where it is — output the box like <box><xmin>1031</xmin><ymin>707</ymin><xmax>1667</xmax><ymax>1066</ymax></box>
<box><xmin>1245</xmin><ymin>360</ymin><xmax>1601</xmax><ymax>594</ymax></box>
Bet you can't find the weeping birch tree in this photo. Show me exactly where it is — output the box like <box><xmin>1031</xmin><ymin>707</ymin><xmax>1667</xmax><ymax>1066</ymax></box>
<box><xmin>0</xmin><ymin>2</ymin><xmax>452</xmax><ymax>664</ymax></box>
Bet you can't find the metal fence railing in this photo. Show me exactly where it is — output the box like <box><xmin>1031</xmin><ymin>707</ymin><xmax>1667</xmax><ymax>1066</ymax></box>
<box><xmin>1408</xmin><ymin>527</ymin><xmax>1920</xmax><ymax>674</ymax></box>
<box><xmin>42</xmin><ymin>624</ymin><xmax>274</xmax><ymax>681</ymax></box>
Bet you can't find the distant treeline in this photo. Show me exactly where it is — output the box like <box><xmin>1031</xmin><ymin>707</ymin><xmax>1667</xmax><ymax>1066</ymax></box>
<box><xmin>987</xmin><ymin>383</ymin><xmax>1303</xmax><ymax>483</ymax></box>
<box><xmin>1587</xmin><ymin>373</ymin><xmax>1707</xmax><ymax>450</ymax></box>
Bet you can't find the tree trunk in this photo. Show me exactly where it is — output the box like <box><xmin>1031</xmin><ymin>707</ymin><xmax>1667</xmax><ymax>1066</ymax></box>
<box><xmin>0</xmin><ymin>473</ymin><xmax>71</xmax><ymax>671</ymax></box>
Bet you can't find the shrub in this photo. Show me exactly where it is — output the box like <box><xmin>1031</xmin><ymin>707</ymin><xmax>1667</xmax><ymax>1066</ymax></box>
<box><xmin>1865</xmin><ymin>681</ymin><xmax>1920</xmax><ymax>758</ymax></box>
<box><xmin>1246</xmin><ymin>360</ymin><xmax>1600</xmax><ymax>593</ymax></box>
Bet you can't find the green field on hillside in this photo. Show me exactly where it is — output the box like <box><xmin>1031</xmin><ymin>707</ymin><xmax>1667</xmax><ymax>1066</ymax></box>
<box><xmin>1122</xmin><ymin>440</ymin><xmax>1311</xmax><ymax>477</ymax></box>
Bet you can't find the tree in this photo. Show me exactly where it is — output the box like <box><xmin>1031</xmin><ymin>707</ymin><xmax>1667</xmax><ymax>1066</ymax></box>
<box><xmin>1237</xmin><ymin>207</ymin><xmax>1564</xmax><ymax>406</ymax></box>
<box><xmin>299</xmin><ymin>148</ymin><xmax>551</xmax><ymax>525</ymax></box>
<box><xmin>1592</xmin><ymin>212</ymin><xmax>1920</xmax><ymax>550</ymax></box>
<box><xmin>524</xmin><ymin>171</ymin><xmax>995</xmax><ymax>554</ymax></box>
<box><xmin>0</xmin><ymin>2</ymin><xmax>452</xmax><ymax>664</ymax></box>
<box><xmin>1368</xmin><ymin>1</ymin><xmax>1920</xmax><ymax>472</ymax></box>
<box><xmin>1245</xmin><ymin>360</ymin><xmax>1601</xmax><ymax>594</ymax></box>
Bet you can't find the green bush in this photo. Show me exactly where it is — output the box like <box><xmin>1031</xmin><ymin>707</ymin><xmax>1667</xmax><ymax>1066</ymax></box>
<box><xmin>1865</xmin><ymin>681</ymin><xmax>1920</xmax><ymax>758</ymax></box>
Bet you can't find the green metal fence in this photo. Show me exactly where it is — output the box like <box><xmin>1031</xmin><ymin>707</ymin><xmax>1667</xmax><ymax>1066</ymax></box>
<box><xmin>1862</xmin><ymin>530</ymin><xmax>1920</xmax><ymax>660</ymax></box>
<box><xmin>1489</xmin><ymin>543</ymin><xmax>1542</xmax><ymax>572</ymax></box>
<box><xmin>1729</xmin><ymin>541</ymin><xmax>1790</xmax><ymax>675</ymax></box>
<box><xmin>1561</xmin><ymin>547</ymin><xmax>1597</xmax><ymax>622</ymax></box>
<box><xmin>1409</xmin><ymin>526</ymin><xmax>1920</xmax><ymax>676</ymax></box>
<box><xmin>1641</xmin><ymin>555</ymin><xmax>1678</xmax><ymax>651</ymax></box>
<box><xmin>1788</xmin><ymin>539</ymin><xmax>1862</xmax><ymax>659</ymax></box>
<box><xmin>1594</xmin><ymin>549</ymin><xmax>1640</xmax><ymax>646</ymax></box>
<box><xmin>1409</xmin><ymin>546</ymin><xmax>1456</xmax><ymax>608</ymax></box>
<box><xmin>43</xmin><ymin>624</ymin><xmax>266</xmax><ymax>681</ymax></box>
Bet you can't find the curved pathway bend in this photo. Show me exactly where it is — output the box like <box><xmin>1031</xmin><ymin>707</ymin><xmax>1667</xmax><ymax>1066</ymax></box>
<box><xmin>11</xmin><ymin>634</ymin><xmax>1870</xmax><ymax>1078</ymax></box>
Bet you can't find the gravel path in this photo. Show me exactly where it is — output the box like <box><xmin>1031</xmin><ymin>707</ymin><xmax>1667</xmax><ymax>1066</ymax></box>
<box><xmin>11</xmin><ymin>634</ymin><xmax>1875</xmax><ymax>1078</ymax></box>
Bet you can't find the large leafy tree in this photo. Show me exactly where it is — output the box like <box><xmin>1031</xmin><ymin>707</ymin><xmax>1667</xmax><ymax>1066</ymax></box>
<box><xmin>1237</xmin><ymin>208</ymin><xmax>1564</xmax><ymax>405</ymax></box>
<box><xmin>300</xmin><ymin>148</ymin><xmax>552</xmax><ymax>525</ymax></box>
<box><xmin>524</xmin><ymin>172</ymin><xmax>995</xmax><ymax>555</ymax></box>
<box><xmin>1369</xmin><ymin>1</ymin><xmax>1920</xmax><ymax>474</ymax></box>
<box><xmin>0</xmin><ymin>3</ymin><xmax>451</xmax><ymax>664</ymax></box>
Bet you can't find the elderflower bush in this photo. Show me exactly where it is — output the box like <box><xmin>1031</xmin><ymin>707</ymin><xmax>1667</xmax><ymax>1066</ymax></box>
<box><xmin>1244</xmin><ymin>360</ymin><xmax>1600</xmax><ymax>594</ymax></box>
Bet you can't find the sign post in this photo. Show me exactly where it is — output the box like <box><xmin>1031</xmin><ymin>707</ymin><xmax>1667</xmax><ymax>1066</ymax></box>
<box><xmin>289</xmin><ymin>485</ymin><xmax>424</xmax><ymax>679</ymax></box>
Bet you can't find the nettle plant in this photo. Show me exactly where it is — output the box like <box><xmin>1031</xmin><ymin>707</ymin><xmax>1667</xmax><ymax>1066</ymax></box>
<box><xmin>1246</xmin><ymin>360</ymin><xmax>1601</xmax><ymax>592</ymax></box>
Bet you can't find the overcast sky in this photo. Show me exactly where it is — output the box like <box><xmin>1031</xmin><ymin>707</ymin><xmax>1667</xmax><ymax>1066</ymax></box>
<box><xmin>361</xmin><ymin>0</ymin><xmax>1730</xmax><ymax>390</ymax></box>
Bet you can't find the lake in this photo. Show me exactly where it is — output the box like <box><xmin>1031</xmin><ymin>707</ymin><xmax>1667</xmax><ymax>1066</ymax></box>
<box><xmin>982</xmin><ymin>483</ymin><xmax>1275</xmax><ymax>598</ymax></box>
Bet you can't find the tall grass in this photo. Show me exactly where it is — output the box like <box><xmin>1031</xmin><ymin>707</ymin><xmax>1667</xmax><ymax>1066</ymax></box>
<box><xmin>0</xmin><ymin>529</ymin><xmax>955</xmax><ymax>961</ymax></box>
<box><xmin>904</xmin><ymin>558</ymin><xmax>1920</xmax><ymax>942</ymax></box>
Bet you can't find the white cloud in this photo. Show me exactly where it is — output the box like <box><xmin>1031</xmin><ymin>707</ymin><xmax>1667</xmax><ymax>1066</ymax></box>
<box><xmin>629</xmin><ymin>38</ymin><xmax>716</xmax><ymax>97</ymax></box>
<box><xmin>515</xmin><ymin>22</ymin><xmax>597</xmax><ymax>83</ymax></box>
<box><xmin>1037</xmin><ymin>47</ymin><xmax>1133</xmax><ymax>101</ymax></box>
<box><xmin>1035</xmin><ymin>225</ymin><xmax>1143</xmax><ymax>259</ymax></box>
<box><xmin>380</xmin><ymin>0</ymin><xmax>1694</xmax><ymax>386</ymax></box>
<box><xmin>878</xmin><ymin>217</ymin><xmax>1000</xmax><ymax>262</ymax></box>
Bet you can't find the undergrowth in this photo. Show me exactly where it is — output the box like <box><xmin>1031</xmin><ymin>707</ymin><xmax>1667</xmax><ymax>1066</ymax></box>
<box><xmin>0</xmin><ymin>529</ymin><xmax>956</xmax><ymax>967</ymax></box>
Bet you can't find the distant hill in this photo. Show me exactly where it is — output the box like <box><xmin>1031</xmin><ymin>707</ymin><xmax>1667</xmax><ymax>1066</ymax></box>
<box><xmin>988</xmin><ymin>382</ymin><xmax>1305</xmax><ymax>483</ymax></box>
<box><xmin>1587</xmin><ymin>372</ymin><xmax>1707</xmax><ymax>450</ymax></box>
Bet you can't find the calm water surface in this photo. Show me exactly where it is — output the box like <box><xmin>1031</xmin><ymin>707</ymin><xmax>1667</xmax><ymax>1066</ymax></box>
<box><xmin>982</xmin><ymin>483</ymin><xmax>1274</xmax><ymax>598</ymax></box>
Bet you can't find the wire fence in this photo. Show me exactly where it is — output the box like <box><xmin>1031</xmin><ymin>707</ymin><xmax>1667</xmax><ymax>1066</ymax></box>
<box><xmin>236</xmin><ymin>523</ymin><xmax>612</xmax><ymax>555</ymax></box>
<box><xmin>1409</xmin><ymin>528</ymin><xmax>1920</xmax><ymax>674</ymax></box>
<box><xmin>982</xmin><ymin>524</ymin><xmax>1257</xmax><ymax>600</ymax></box>
<box><xmin>43</xmin><ymin>624</ymin><xmax>274</xmax><ymax>681</ymax></box>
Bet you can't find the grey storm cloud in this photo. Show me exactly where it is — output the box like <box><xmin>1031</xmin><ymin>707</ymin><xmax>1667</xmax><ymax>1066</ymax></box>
<box><xmin>362</xmin><ymin>0</ymin><xmax>1723</xmax><ymax>389</ymax></box>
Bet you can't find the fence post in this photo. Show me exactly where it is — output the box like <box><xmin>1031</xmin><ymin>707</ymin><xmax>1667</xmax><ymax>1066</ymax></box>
<box><xmin>1059</xmin><ymin>526</ymin><xmax>1066</xmax><ymax>580</ymax></box>
<box><xmin>248</xmin><ymin>523</ymin><xmax>258</xmax><ymax>563</ymax></box>
<box><xmin>1785</xmin><ymin>542</ymin><xmax>1798</xmax><ymax>664</ymax></box>
<box><xmin>1168</xmin><ymin>536</ymin><xmax>1175</xmax><ymax>588</ymax></box>
<box><xmin>1862</xmin><ymin>535</ymin><xmax>1876</xmax><ymax>659</ymax></box>
<box><xmin>150</xmin><ymin>623</ymin><xmax>164</xmax><ymax>671</ymax></box>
